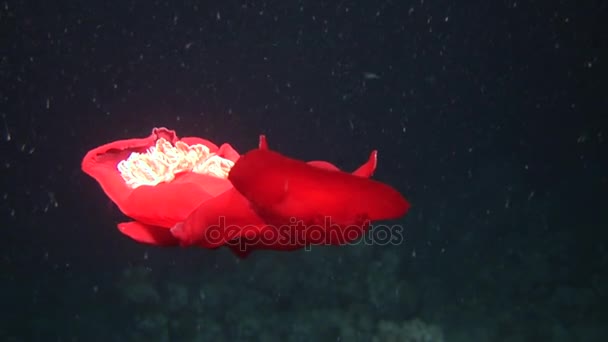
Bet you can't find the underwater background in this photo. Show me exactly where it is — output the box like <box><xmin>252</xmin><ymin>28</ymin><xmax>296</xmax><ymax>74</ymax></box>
<box><xmin>1</xmin><ymin>0</ymin><xmax>606</xmax><ymax>341</ymax></box>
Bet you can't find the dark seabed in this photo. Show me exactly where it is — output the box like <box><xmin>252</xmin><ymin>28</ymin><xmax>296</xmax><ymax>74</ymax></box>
<box><xmin>1</xmin><ymin>1</ymin><xmax>606</xmax><ymax>341</ymax></box>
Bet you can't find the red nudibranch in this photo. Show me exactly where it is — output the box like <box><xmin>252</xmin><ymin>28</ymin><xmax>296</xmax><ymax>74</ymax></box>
<box><xmin>82</xmin><ymin>127</ymin><xmax>409</xmax><ymax>257</ymax></box>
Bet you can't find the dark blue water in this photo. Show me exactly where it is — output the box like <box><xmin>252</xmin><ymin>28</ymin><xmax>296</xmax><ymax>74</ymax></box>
<box><xmin>1</xmin><ymin>1</ymin><xmax>606</xmax><ymax>341</ymax></box>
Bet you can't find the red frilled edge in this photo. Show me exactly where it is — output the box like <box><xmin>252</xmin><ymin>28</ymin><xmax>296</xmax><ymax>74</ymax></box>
<box><xmin>82</xmin><ymin>128</ymin><xmax>410</xmax><ymax>257</ymax></box>
<box><xmin>81</xmin><ymin>127</ymin><xmax>240</xmax><ymax>246</ymax></box>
